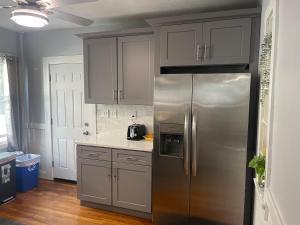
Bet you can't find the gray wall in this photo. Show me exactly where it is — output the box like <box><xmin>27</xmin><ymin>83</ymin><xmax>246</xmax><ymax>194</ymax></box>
<box><xmin>23</xmin><ymin>22</ymin><xmax>147</xmax><ymax>123</ymax></box>
<box><xmin>0</xmin><ymin>27</ymin><xmax>19</xmax><ymax>55</ymax></box>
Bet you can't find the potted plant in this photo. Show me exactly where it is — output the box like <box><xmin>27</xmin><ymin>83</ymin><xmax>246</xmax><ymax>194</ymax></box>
<box><xmin>249</xmin><ymin>154</ymin><xmax>266</xmax><ymax>188</ymax></box>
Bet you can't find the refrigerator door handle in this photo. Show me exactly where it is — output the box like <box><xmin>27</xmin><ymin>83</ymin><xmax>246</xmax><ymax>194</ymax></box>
<box><xmin>192</xmin><ymin>110</ymin><xmax>197</xmax><ymax>176</ymax></box>
<box><xmin>183</xmin><ymin>109</ymin><xmax>190</xmax><ymax>176</ymax></box>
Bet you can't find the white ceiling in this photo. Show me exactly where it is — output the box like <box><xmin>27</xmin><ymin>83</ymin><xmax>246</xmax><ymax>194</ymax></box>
<box><xmin>0</xmin><ymin>0</ymin><xmax>259</xmax><ymax>32</ymax></box>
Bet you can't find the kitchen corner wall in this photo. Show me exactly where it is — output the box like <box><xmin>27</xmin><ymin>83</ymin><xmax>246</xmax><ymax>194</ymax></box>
<box><xmin>96</xmin><ymin>104</ymin><xmax>153</xmax><ymax>135</ymax></box>
<box><xmin>253</xmin><ymin>0</ymin><xmax>300</xmax><ymax>225</ymax></box>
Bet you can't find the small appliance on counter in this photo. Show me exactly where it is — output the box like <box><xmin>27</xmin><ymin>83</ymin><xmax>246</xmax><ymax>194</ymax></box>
<box><xmin>127</xmin><ymin>124</ymin><xmax>146</xmax><ymax>141</ymax></box>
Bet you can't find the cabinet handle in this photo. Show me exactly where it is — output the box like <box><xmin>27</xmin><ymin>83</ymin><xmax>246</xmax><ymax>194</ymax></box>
<box><xmin>126</xmin><ymin>156</ymin><xmax>138</xmax><ymax>161</ymax></box>
<box><xmin>203</xmin><ymin>44</ymin><xmax>207</xmax><ymax>61</ymax></box>
<box><xmin>118</xmin><ymin>90</ymin><xmax>123</xmax><ymax>101</ymax></box>
<box><xmin>196</xmin><ymin>44</ymin><xmax>201</xmax><ymax>61</ymax></box>
<box><xmin>86</xmin><ymin>153</ymin><xmax>98</xmax><ymax>158</ymax></box>
<box><xmin>113</xmin><ymin>168</ymin><xmax>117</xmax><ymax>181</ymax></box>
<box><xmin>113</xmin><ymin>89</ymin><xmax>117</xmax><ymax>102</ymax></box>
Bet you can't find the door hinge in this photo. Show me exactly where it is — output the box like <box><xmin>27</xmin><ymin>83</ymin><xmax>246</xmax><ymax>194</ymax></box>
<box><xmin>49</xmin><ymin>75</ymin><xmax>51</xmax><ymax>82</ymax></box>
<box><xmin>50</xmin><ymin>118</ymin><xmax>53</xmax><ymax>125</ymax></box>
<box><xmin>52</xmin><ymin>161</ymin><xmax>54</xmax><ymax>167</ymax></box>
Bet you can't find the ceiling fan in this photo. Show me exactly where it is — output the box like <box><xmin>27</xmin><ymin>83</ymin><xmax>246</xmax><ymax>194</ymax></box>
<box><xmin>0</xmin><ymin>0</ymin><xmax>98</xmax><ymax>28</ymax></box>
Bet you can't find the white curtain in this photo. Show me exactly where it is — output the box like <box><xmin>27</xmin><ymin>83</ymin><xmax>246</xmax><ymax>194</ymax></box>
<box><xmin>0</xmin><ymin>56</ymin><xmax>20</xmax><ymax>152</ymax></box>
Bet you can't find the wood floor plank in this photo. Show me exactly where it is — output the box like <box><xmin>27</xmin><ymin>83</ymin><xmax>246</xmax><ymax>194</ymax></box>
<box><xmin>0</xmin><ymin>179</ymin><xmax>152</xmax><ymax>225</ymax></box>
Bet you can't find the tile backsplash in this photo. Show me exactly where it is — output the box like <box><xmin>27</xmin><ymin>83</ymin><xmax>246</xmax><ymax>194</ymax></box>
<box><xmin>96</xmin><ymin>105</ymin><xmax>154</xmax><ymax>135</ymax></box>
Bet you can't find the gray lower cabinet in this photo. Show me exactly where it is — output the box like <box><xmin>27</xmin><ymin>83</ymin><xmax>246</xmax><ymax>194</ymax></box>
<box><xmin>112</xmin><ymin>162</ymin><xmax>152</xmax><ymax>213</ymax></box>
<box><xmin>160</xmin><ymin>18</ymin><xmax>252</xmax><ymax>66</ymax></box>
<box><xmin>77</xmin><ymin>145</ymin><xmax>152</xmax><ymax>215</ymax></box>
<box><xmin>77</xmin><ymin>158</ymin><xmax>112</xmax><ymax>205</ymax></box>
<box><xmin>84</xmin><ymin>37</ymin><xmax>118</xmax><ymax>104</ymax></box>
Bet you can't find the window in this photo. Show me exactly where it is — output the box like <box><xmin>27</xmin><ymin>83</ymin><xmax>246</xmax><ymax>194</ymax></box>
<box><xmin>0</xmin><ymin>59</ymin><xmax>9</xmax><ymax>149</ymax></box>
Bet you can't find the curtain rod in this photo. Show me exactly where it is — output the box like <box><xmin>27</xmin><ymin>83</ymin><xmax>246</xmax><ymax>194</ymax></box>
<box><xmin>0</xmin><ymin>52</ymin><xmax>17</xmax><ymax>57</ymax></box>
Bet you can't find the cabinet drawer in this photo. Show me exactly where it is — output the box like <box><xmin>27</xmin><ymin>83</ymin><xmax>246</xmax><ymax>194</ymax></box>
<box><xmin>78</xmin><ymin>145</ymin><xmax>111</xmax><ymax>161</ymax></box>
<box><xmin>112</xmin><ymin>149</ymin><xmax>152</xmax><ymax>166</ymax></box>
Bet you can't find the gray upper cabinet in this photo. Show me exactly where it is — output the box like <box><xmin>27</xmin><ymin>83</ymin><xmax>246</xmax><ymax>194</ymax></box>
<box><xmin>112</xmin><ymin>162</ymin><xmax>152</xmax><ymax>213</ymax></box>
<box><xmin>83</xmin><ymin>33</ymin><xmax>154</xmax><ymax>105</ymax></box>
<box><xmin>160</xmin><ymin>23</ymin><xmax>203</xmax><ymax>66</ymax></box>
<box><xmin>160</xmin><ymin>18</ymin><xmax>252</xmax><ymax>66</ymax></box>
<box><xmin>118</xmin><ymin>35</ymin><xmax>154</xmax><ymax>105</ymax></box>
<box><xmin>202</xmin><ymin>18</ymin><xmax>252</xmax><ymax>65</ymax></box>
<box><xmin>84</xmin><ymin>37</ymin><xmax>117</xmax><ymax>104</ymax></box>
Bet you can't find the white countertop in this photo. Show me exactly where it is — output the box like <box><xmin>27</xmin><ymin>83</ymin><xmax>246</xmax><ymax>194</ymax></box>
<box><xmin>75</xmin><ymin>133</ymin><xmax>153</xmax><ymax>152</ymax></box>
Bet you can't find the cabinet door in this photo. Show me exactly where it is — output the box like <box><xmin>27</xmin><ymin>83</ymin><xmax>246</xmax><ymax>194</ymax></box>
<box><xmin>160</xmin><ymin>23</ymin><xmax>203</xmax><ymax>66</ymax></box>
<box><xmin>77</xmin><ymin>158</ymin><xmax>112</xmax><ymax>205</ymax></box>
<box><xmin>112</xmin><ymin>162</ymin><xmax>151</xmax><ymax>213</ymax></box>
<box><xmin>117</xmin><ymin>35</ymin><xmax>154</xmax><ymax>105</ymax></box>
<box><xmin>202</xmin><ymin>18</ymin><xmax>252</xmax><ymax>65</ymax></box>
<box><xmin>84</xmin><ymin>38</ymin><xmax>117</xmax><ymax>104</ymax></box>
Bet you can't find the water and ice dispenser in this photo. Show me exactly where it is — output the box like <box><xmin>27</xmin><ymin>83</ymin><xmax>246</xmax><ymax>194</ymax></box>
<box><xmin>159</xmin><ymin>123</ymin><xmax>184</xmax><ymax>158</ymax></box>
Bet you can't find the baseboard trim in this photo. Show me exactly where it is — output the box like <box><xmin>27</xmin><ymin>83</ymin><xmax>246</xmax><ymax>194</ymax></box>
<box><xmin>265</xmin><ymin>189</ymin><xmax>285</xmax><ymax>225</ymax></box>
<box><xmin>81</xmin><ymin>200</ymin><xmax>152</xmax><ymax>220</ymax></box>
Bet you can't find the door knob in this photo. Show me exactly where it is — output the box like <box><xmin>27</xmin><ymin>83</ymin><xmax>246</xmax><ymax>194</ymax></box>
<box><xmin>83</xmin><ymin>131</ymin><xmax>89</xmax><ymax>136</ymax></box>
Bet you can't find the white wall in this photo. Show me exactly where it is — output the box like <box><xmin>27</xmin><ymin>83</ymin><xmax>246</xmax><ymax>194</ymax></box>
<box><xmin>268</xmin><ymin>0</ymin><xmax>300</xmax><ymax>224</ymax></box>
<box><xmin>0</xmin><ymin>27</ymin><xmax>19</xmax><ymax>55</ymax></box>
<box><xmin>254</xmin><ymin>0</ymin><xmax>300</xmax><ymax>225</ymax></box>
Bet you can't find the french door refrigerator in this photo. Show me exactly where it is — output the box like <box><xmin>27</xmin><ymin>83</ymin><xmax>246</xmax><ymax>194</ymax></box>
<box><xmin>153</xmin><ymin>73</ymin><xmax>251</xmax><ymax>225</ymax></box>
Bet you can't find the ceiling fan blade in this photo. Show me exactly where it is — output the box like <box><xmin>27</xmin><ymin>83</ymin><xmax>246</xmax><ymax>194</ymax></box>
<box><xmin>48</xmin><ymin>0</ymin><xmax>98</xmax><ymax>9</ymax></box>
<box><xmin>51</xmin><ymin>9</ymin><xmax>93</xmax><ymax>26</ymax></box>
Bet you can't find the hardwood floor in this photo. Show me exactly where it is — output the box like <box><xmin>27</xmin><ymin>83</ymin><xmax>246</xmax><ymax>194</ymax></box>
<box><xmin>0</xmin><ymin>179</ymin><xmax>152</xmax><ymax>225</ymax></box>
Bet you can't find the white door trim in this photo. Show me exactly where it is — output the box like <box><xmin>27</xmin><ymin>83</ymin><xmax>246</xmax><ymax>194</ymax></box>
<box><xmin>42</xmin><ymin>55</ymin><xmax>84</xmax><ymax>180</ymax></box>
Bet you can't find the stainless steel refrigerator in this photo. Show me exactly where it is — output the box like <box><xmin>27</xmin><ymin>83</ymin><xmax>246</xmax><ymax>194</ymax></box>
<box><xmin>153</xmin><ymin>73</ymin><xmax>251</xmax><ymax>225</ymax></box>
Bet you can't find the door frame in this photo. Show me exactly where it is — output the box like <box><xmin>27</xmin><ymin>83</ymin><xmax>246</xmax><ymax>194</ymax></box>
<box><xmin>42</xmin><ymin>55</ymin><xmax>90</xmax><ymax>180</ymax></box>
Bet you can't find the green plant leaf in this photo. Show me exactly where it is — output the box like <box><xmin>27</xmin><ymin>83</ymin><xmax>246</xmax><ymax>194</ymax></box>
<box><xmin>248</xmin><ymin>154</ymin><xmax>266</xmax><ymax>180</ymax></box>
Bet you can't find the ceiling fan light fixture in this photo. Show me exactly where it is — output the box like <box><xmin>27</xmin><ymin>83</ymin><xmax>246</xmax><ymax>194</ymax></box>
<box><xmin>11</xmin><ymin>9</ymin><xmax>49</xmax><ymax>28</ymax></box>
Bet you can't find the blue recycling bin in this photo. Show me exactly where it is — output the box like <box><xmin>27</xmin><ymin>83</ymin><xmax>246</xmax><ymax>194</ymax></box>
<box><xmin>16</xmin><ymin>154</ymin><xmax>40</xmax><ymax>192</ymax></box>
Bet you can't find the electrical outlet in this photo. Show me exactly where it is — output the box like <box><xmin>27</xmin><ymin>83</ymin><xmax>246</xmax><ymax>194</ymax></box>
<box><xmin>100</xmin><ymin>109</ymin><xmax>109</xmax><ymax>118</ymax></box>
<box><xmin>110</xmin><ymin>109</ymin><xmax>118</xmax><ymax>119</ymax></box>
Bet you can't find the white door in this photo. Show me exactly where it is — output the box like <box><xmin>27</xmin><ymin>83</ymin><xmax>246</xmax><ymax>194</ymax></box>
<box><xmin>50</xmin><ymin>63</ymin><xmax>95</xmax><ymax>181</ymax></box>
